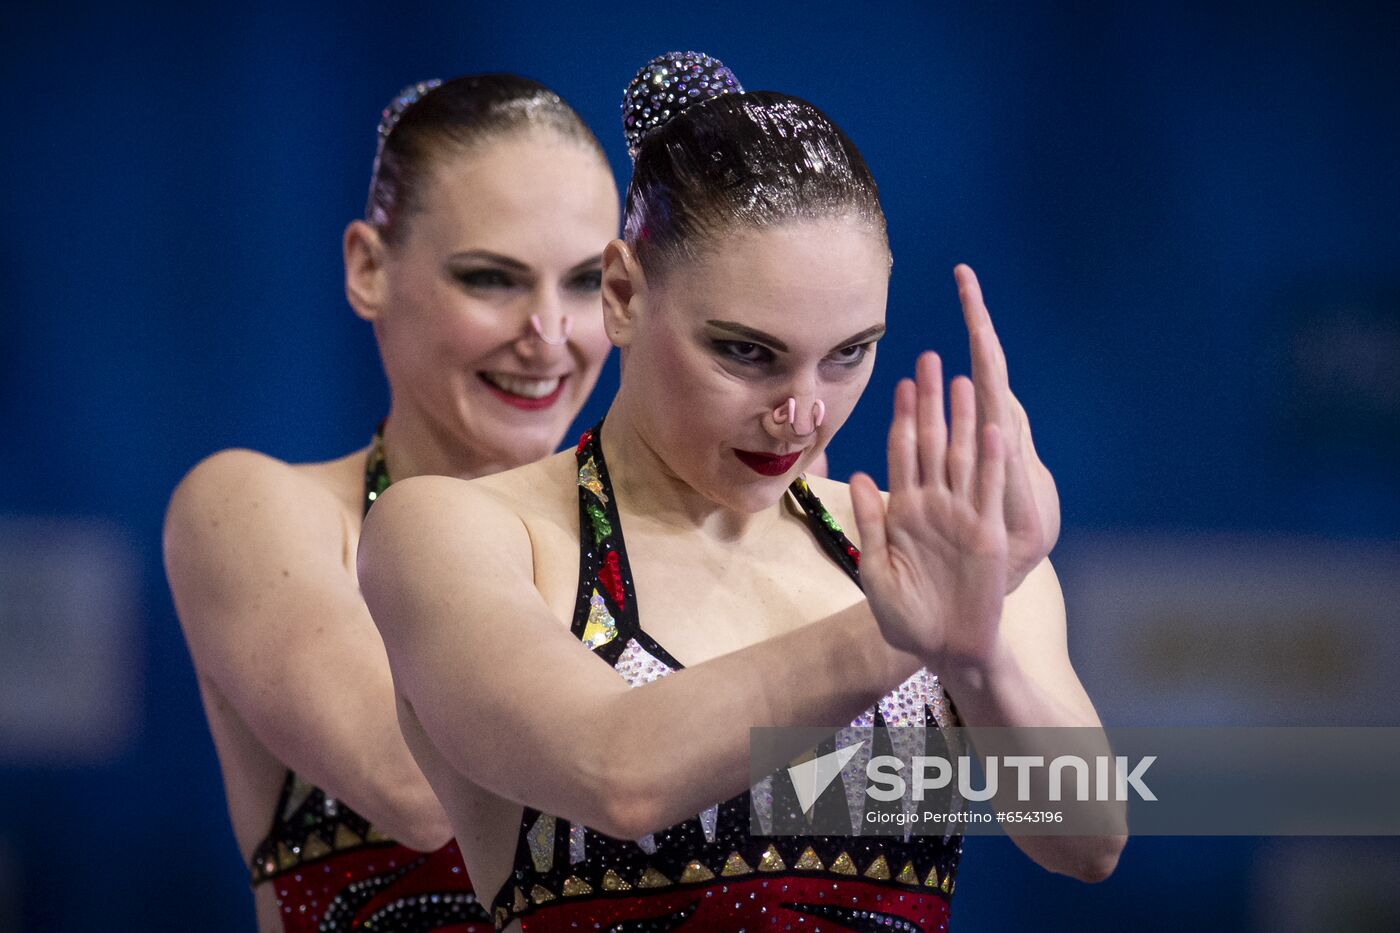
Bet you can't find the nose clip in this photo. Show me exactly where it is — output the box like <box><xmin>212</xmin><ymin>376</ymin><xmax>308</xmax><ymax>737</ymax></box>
<box><xmin>772</xmin><ymin>397</ymin><xmax>826</xmax><ymax>435</ymax></box>
<box><xmin>530</xmin><ymin>314</ymin><xmax>574</xmax><ymax>346</ymax></box>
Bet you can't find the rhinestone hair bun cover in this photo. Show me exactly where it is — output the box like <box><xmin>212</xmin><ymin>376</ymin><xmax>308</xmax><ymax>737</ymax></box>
<box><xmin>622</xmin><ymin>51</ymin><xmax>743</xmax><ymax>159</ymax></box>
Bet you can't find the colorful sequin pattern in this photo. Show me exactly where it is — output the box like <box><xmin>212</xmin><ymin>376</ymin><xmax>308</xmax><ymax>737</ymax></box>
<box><xmin>489</xmin><ymin>425</ymin><xmax>962</xmax><ymax>931</ymax></box>
<box><xmin>245</xmin><ymin>424</ymin><xmax>491</xmax><ymax>931</ymax></box>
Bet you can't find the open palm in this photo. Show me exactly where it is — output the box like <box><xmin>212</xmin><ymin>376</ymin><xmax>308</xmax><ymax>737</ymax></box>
<box><xmin>850</xmin><ymin>350</ymin><xmax>1010</xmax><ymax>669</ymax></box>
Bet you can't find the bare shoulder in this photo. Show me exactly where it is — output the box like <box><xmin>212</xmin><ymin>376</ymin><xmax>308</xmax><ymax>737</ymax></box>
<box><xmin>471</xmin><ymin>450</ymin><xmax>577</xmax><ymax>516</ymax></box>
<box><xmin>165</xmin><ymin>449</ymin><xmax>348</xmax><ymax>569</ymax></box>
<box><xmin>164</xmin><ymin>448</ymin><xmax>365</xmax><ymax>663</ymax></box>
<box><xmin>356</xmin><ymin>468</ymin><xmax>540</xmax><ymax>589</ymax></box>
<box><xmin>362</xmin><ymin>449</ymin><xmax>574</xmax><ymax>539</ymax></box>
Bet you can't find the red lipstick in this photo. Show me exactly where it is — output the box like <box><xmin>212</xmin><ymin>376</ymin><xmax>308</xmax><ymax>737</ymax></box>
<box><xmin>478</xmin><ymin>374</ymin><xmax>568</xmax><ymax>411</ymax></box>
<box><xmin>734</xmin><ymin>449</ymin><xmax>802</xmax><ymax>476</ymax></box>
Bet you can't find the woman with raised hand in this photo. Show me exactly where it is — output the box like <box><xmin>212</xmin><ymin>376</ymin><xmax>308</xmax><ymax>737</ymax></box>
<box><xmin>359</xmin><ymin>52</ymin><xmax>1122</xmax><ymax>932</ymax></box>
<box><xmin>164</xmin><ymin>75</ymin><xmax>619</xmax><ymax>931</ymax></box>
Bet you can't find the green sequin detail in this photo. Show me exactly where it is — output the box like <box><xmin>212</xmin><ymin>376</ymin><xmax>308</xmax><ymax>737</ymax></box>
<box><xmin>820</xmin><ymin>510</ymin><xmax>843</xmax><ymax>534</ymax></box>
<box><xmin>586</xmin><ymin>502</ymin><xmax>612</xmax><ymax>544</ymax></box>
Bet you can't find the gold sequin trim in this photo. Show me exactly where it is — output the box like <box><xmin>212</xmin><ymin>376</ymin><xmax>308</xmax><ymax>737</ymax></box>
<box><xmin>721</xmin><ymin>852</ymin><xmax>754</xmax><ymax>876</ymax></box>
<box><xmin>301</xmin><ymin>835</ymin><xmax>330</xmax><ymax>860</ymax></box>
<box><xmin>562</xmin><ymin>876</ymin><xmax>593</xmax><ymax>896</ymax></box>
<box><xmin>578</xmin><ymin>457</ymin><xmax>609</xmax><ymax>505</ymax></box>
<box><xmin>582</xmin><ymin>589</ymin><xmax>619</xmax><ymax>649</ymax></box>
<box><xmin>680</xmin><ymin>860</ymin><xmax>715</xmax><ymax>883</ymax></box>
<box><xmin>864</xmin><ymin>854</ymin><xmax>891</xmax><ymax>880</ymax></box>
<box><xmin>638</xmin><ymin>866</ymin><xmax>672</xmax><ymax>888</ymax></box>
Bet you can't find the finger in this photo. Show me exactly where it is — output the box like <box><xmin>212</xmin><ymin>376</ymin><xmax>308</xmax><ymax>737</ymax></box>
<box><xmin>955</xmin><ymin>263</ymin><xmax>992</xmax><ymax>332</ymax></box>
<box><xmin>886</xmin><ymin>378</ymin><xmax>918</xmax><ymax>493</ymax></box>
<box><xmin>961</xmin><ymin>272</ymin><xmax>1013</xmax><ymax>438</ymax></box>
<box><xmin>849</xmin><ymin>472</ymin><xmax>889</xmax><ymax>561</ymax></box>
<box><xmin>975</xmin><ymin>423</ymin><xmax>1007</xmax><ymax>527</ymax></box>
<box><xmin>914</xmin><ymin>351</ymin><xmax>946</xmax><ymax>487</ymax></box>
<box><xmin>946</xmin><ymin>376</ymin><xmax>977</xmax><ymax>497</ymax></box>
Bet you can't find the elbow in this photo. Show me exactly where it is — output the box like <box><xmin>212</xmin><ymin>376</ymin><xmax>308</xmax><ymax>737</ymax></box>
<box><xmin>374</xmin><ymin>780</ymin><xmax>455</xmax><ymax>852</ymax></box>
<box><xmin>595</xmin><ymin>793</ymin><xmax>666</xmax><ymax>843</ymax></box>
<box><xmin>579</xmin><ymin>728</ymin><xmax>671</xmax><ymax>841</ymax></box>
<box><xmin>1065</xmin><ymin>834</ymin><xmax>1126</xmax><ymax>884</ymax></box>
<box><xmin>1017</xmin><ymin>832</ymin><xmax>1125</xmax><ymax>884</ymax></box>
<box><xmin>394</xmin><ymin>812</ymin><xmax>455</xmax><ymax>854</ymax></box>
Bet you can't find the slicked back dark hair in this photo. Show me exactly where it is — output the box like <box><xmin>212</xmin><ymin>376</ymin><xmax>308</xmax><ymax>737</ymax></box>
<box><xmin>622</xmin><ymin>58</ymin><xmax>887</xmax><ymax>276</ymax></box>
<box><xmin>367</xmin><ymin>74</ymin><xmax>605</xmax><ymax>246</ymax></box>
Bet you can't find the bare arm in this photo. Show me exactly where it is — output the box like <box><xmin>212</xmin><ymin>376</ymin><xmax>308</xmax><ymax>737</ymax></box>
<box><xmin>939</xmin><ymin>559</ymin><xmax>1125</xmax><ymax>882</ymax></box>
<box><xmin>847</xmin><ymin>263</ymin><xmax>1126</xmax><ymax>881</ymax></box>
<box><xmin>358</xmin><ymin>475</ymin><xmax>922</xmax><ymax>841</ymax></box>
<box><xmin>164</xmin><ymin>450</ymin><xmax>451</xmax><ymax>850</ymax></box>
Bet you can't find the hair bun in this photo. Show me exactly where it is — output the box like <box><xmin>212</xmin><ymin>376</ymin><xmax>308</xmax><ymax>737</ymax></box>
<box><xmin>622</xmin><ymin>51</ymin><xmax>743</xmax><ymax>159</ymax></box>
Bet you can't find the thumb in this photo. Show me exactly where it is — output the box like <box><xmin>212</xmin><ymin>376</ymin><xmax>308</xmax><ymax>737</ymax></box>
<box><xmin>849</xmin><ymin>472</ymin><xmax>889</xmax><ymax>563</ymax></box>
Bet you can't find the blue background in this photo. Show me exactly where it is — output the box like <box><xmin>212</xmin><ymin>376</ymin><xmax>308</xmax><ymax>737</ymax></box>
<box><xmin>3</xmin><ymin>1</ymin><xmax>1397</xmax><ymax>929</ymax></box>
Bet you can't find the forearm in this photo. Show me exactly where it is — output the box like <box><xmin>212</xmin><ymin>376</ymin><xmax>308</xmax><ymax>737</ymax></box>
<box><xmin>940</xmin><ymin>642</ymin><xmax>1126</xmax><ymax>882</ymax></box>
<box><xmin>211</xmin><ymin>661</ymin><xmax>452</xmax><ymax>851</ymax></box>
<box><xmin>600</xmin><ymin>601</ymin><xmax>922</xmax><ymax>837</ymax></box>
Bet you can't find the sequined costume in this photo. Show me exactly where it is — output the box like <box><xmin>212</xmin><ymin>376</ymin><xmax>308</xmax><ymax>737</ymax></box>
<box><xmin>248</xmin><ymin>427</ymin><xmax>491</xmax><ymax>931</ymax></box>
<box><xmin>489</xmin><ymin>425</ymin><xmax>963</xmax><ymax>931</ymax></box>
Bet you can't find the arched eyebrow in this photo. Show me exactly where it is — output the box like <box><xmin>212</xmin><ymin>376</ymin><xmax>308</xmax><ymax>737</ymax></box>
<box><xmin>450</xmin><ymin>249</ymin><xmax>530</xmax><ymax>271</ymax></box>
<box><xmin>705</xmin><ymin>320</ymin><xmax>886</xmax><ymax>353</ymax></box>
<box><xmin>566</xmin><ymin>254</ymin><xmax>605</xmax><ymax>274</ymax></box>
<box><xmin>449</xmin><ymin>250</ymin><xmax>603</xmax><ymax>274</ymax></box>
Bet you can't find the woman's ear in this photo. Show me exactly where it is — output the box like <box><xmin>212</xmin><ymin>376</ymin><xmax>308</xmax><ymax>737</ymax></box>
<box><xmin>344</xmin><ymin>220</ymin><xmax>389</xmax><ymax>322</ymax></box>
<box><xmin>601</xmin><ymin>239</ymin><xmax>648</xmax><ymax>347</ymax></box>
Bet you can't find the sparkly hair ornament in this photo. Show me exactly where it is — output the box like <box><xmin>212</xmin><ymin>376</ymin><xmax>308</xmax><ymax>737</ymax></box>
<box><xmin>377</xmin><ymin>79</ymin><xmax>444</xmax><ymax>143</ymax></box>
<box><xmin>619</xmin><ymin>51</ymin><xmax>887</xmax><ymax>275</ymax></box>
<box><xmin>366</xmin><ymin>79</ymin><xmax>442</xmax><ymax>227</ymax></box>
<box><xmin>622</xmin><ymin>51</ymin><xmax>743</xmax><ymax>159</ymax></box>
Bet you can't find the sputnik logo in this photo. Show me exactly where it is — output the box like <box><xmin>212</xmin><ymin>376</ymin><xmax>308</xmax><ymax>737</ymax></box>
<box><xmin>787</xmin><ymin>740</ymin><xmax>866</xmax><ymax>815</ymax></box>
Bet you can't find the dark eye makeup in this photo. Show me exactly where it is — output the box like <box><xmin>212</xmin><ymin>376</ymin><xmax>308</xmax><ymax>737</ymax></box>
<box><xmin>569</xmin><ymin>268</ymin><xmax>603</xmax><ymax>292</ymax></box>
<box><xmin>454</xmin><ymin>267</ymin><xmax>517</xmax><ymax>289</ymax></box>
<box><xmin>711</xmin><ymin>338</ymin><xmax>875</xmax><ymax>368</ymax></box>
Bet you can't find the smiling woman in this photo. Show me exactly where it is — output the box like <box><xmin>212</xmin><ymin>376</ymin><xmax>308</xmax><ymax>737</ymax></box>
<box><xmin>358</xmin><ymin>51</ymin><xmax>1122</xmax><ymax>933</ymax></box>
<box><xmin>163</xmin><ymin>74</ymin><xmax>618</xmax><ymax>932</ymax></box>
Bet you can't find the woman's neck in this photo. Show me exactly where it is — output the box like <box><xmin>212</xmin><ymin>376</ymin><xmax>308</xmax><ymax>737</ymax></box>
<box><xmin>379</xmin><ymin>404</ymin><xmax>518</xmax><ymax>483</ymax></box>
<box><xmin>598</xmin><ymin>395</ymin><xmax>787</xmax><ymax>544</ymax></box>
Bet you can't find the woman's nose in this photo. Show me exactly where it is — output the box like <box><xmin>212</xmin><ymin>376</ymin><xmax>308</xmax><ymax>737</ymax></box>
<box><xmin>768</xmin><ymin>394</ymin><xmax>826</xmax><ymax>438</ymax></box>
<box><xmin>529</xmin><ymin>313</ymin><xmax>573</xmax><ymax>346</ymax></box>
<box><xmin>515</xmin><ymin>288</ymin><xmax>573</xmax><ymax>356</ymax></box>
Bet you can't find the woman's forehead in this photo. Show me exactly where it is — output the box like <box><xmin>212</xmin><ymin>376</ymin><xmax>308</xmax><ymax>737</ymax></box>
<box><xmin>410</xmin><ymin>136</ymin><xmax>617</xmax><ymax>254</ymax></box>
<box><xmin>658</xmin><ymin>220</ymin><xmax>889</xmax><ymax>336</ymax></box>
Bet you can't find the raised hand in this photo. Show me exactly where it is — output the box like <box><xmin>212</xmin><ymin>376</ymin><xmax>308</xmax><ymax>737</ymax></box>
<box><xmin>849</xmin><ymin>352</ymin><xmax>1011</xmax><ymax>670</ymax></box>
<box><xmin>956</xmin><ymin>264</ymin><xmax>1060</xmax><ymax>592</ymax></box>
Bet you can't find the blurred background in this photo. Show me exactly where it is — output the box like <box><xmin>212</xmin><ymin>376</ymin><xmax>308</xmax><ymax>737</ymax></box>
<box><xmin>2</xmin><ymin>0</ymin><xmax>1397</xmax><ymax>929</ymax></box>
